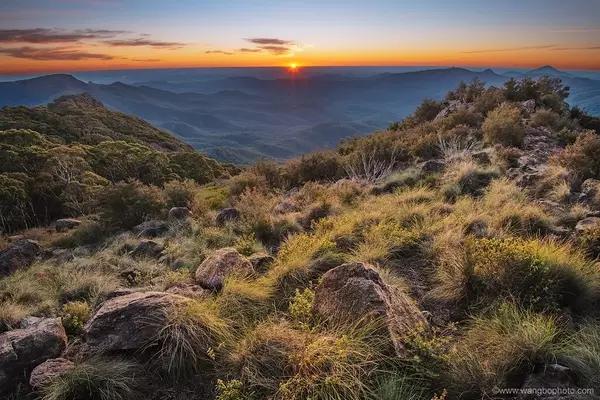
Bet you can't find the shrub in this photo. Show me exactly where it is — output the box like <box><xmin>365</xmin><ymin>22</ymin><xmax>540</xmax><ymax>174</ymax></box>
<box><xmin>445</xmin><ymin>304</ymin><xmax>561</xmax><ymax>399</ymax></box>
<box><xmin>97</xmin><ymin>180</ymin><xmax>166</xmax><ymax>229</ymax></box>
<box><xmin>288</xmin><ymin>288</ymin><xmax>315</xmax><ymax>329</ymax></box>
<box><xmin>482</xmin><ymin>103</ymin><xmax>525</xmax><ymax>147</ymax></box>
<box><xmin>460</xmin><ymin>237</ymin><xmax>598</xmax><ymax>312</ymax></box>
<box><xmin>60</xmin><ymin>301</ymin><xmax>92</xmax><ymax>335</ymax></box>
<box><xmin>163</xmin><ymin>179</ymin><xmax>200</xmax><ymax>208</ymax></box>
<box><xmin>284</xmin><ymin>151</ymin><xmax>345</xmax><ymax>186</ymax></box>
<box><xmin>413</xmin><ymin>99</ymin><xmax>443</xmax><ymax>122</ymax></box>
<box><xmin>530</xmin><ymin>108</ymin><xmax>560</xmax><ymax>129</ymax></box>
<box><xmin>216</xmin><ymin>379</ymin><xmax>252</xmax><ymax>400</ymax></box>
<box><xmin>228</xmin><ymin>171</ymin><xmax>268</xmax><ymax>197</ymax></box>
<box><xmin>40</xmin><ymin>358</ymin><xmax>141</xmax><ymax>400</ymax></box>
<box><xmin>373</xmin><ymin>375</ymin><xmax>428</xmax><ymax>400</ymax></box>
<box><xmin>557</xmin><ymin>131</ymin><xmax>600</xmax><ymax>183</ymax></box>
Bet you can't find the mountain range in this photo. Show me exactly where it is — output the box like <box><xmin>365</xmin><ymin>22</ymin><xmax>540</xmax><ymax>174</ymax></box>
<box><xmin>1</xmin><ymin>66</ymin><xmax>599</xmax><ymax>163</ymax></box>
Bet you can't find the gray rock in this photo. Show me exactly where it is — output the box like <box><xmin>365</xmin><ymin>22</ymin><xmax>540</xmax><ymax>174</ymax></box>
<box><xmin>29</xmin><ymin>358</ymin><xmax>75</xmax><ymax>390</ymax></box>
<box><xmin>195</xmin><ymin>248</ymin><xmax>253</xmax><ymax>291</ymax></box>
<box><xmin>165</xmin><ymin>283</ymin><xmax>209</xmax><ymax>299</ymax></box>
<box><xmin>0</xmin><ymin>318</ymin><xmax>67</xmax><ymax>394</ymax></box>
<box><xmin>168</xmin><ymin>207</ymin><xmax>192</xmax><ymax>220</ymax></box>
<box><xmin>55</xmin><ymin>218</ymin><xmax>81</xmax><ymax>233</ymax></box>
<box><xmin>84</xmin><ymin>291</ymin><xmax>190</xmax><ymax>352</ymax></box>
<box><xmin>521</xmin><ymin>99</ymin><xmax>536</xmax><ymax>114</ymax></box>
<box><xmin>575</xmin><ymin>217</ymin><xmax>600</xmax><ymax>233</ymax></box>
<box><xmin>471</xmin><ymin>150</ymin><xmax>491</xmax><ymax>164</ymax></box>
<box><xmin>419</xmin><ymin>159</ymin><xmax>446</xmax><ymax>173</ymax></box>
<box><xmin>215</xmin><ymin>207</ymin><xmax>240</xmax><ymax>226</ymax></box>
<box><xmin>130</xmin><ymin>239</ymin><xmax>164</xmax><ymax>259</ymax></box>
<box><xmin>133</xmin><ymin>220</ymin><xmax>169</xmax><ymax>238</ymax></box>
<box><xmin>312</xmin><ymin>262</ymin><xmax>427</xmax><ymax>356</ymax></box>
<box><xmin>0</xmin><ymin>239</ymin><xmax>42</xmax><ymax>277</ymax></box>
<box><xmin>519</xmin><ymin>364</ymin><xmax>598</xmax><ymax>399</ymax></box>
<box><xmin>580</xmin><ymin>179</ymin><xmax>600</xmax><ymax>204</ymax></box>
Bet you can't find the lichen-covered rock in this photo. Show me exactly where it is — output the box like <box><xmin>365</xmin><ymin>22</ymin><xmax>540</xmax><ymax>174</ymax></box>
<box><xmin>29</xmin><ymin>358</ymin><xmax>75</xmax><ymax>390</ymax></box>
<box><xmin>55</xmin><ymin>218</ymin><xmax>81</xmax><ymax>232</ymax></box>
<box><xmin>312</xmin><ymin>262</ymin><xmax>427</xmax><ymax>356</ymax></box>
<box><xmin>168</xmin><ymin>207</ymin><xmax>192</xmax><ymax>220</ymax></box>
<box><xmin>0</xmin><ymin>239</ymin><xmax>42</xmax><ymax>277</ymax></box>
<box><xmin>0</xmin><ymin>318</ymin><xmax>67</xmax><ymax>394</ymax></box>
<box><xmin>84</xmin><ymin>291</ymin><xmax>189</xmax><ymax>352</ymax></box>
<box><xmin>215</xmin><ymin>207</ymin><xmax>240</xmax><ymax>226</ymax></box>
<box><xmin>580</xmin><ymin>179</ymin><xmax>600</xmax><ymax>205</ymax></box>
<box><xmin>419</xmin><ymin>159</ymin><xmax>446</xmax><ymax>173</ymax></box>
<box><xmin>194</xmin><ymin>248</ymin><xmax>253</xmax><ymax>291</ymax></box>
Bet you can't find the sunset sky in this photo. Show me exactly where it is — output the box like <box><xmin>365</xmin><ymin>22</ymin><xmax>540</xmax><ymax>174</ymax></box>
<box><xmin>1</xmin><ymin>0</ymin><xmax>599</xmax><ymax>74</ymax></box>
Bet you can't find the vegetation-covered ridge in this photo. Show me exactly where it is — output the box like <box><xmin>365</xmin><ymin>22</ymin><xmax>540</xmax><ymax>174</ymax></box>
<box><xmin>2</xmin><ymin>77</ymin><xmax>600</xmax><ymax>400</ymax></box>
<box><xmin>0</xmin><ymin>93</ymin><xmax>233</xmax><ymax>233</ymax></box>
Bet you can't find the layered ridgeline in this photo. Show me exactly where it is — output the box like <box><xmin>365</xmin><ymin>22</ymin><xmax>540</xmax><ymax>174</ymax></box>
<box><xmin>0</xmin><ymin>93</ymin><xmax>232</xmax><ymax>233</ymax></box>
<box><xmin>2</xmin><ymin>77</ymin><xmax>600</xmax><ymax>400</ymax></box>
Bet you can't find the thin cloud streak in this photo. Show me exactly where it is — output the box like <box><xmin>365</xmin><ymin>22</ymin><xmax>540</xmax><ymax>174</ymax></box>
<box><xmin>205</xmin><ymin>50</ymin><xmax>234</xmax><ymax>55</ymax></box>
<box><xmin>0</xmin><ymin>28</ymin><xmax>126</xmax><ymax>43</ymax></box>
<box><xmin>245</xmin><ymin>38</ymin><xmax>294</xmax><ymax>45</ymax></box>
<box><xmin>0</xmin><ymin>46</ymin><xmax>114</xmax><ymax>60</ymax></box>
<box><xmin>104</xmin><ymin>38</ymin><xmax>186</xmax><ymax>48</ymax></box>
<box><xmin>463</xmin><ymin>45</ymin><xmax>556</xmax><ymax>54</ymax></box>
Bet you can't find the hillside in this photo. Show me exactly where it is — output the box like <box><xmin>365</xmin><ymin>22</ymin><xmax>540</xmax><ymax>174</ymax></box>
<box><xmin>0</xmin><ymin>94</ymin><xmax>230</xmax><ymax>233</ymax></box>
<box><xmin>2</xmin><ymin>77</ymin><xmax>600</xmax><ymax>400</ymax></box>
<box><xmin>4</xmin><ymin>66</ymin><xmax>599</xmax><ymax>163</ymax></box>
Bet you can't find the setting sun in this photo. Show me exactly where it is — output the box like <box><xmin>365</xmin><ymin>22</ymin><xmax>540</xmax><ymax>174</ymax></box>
<box><xmin>289</xmin><ymin>63</ymin><xmax>299</xmax><ymax>72</ymax></box>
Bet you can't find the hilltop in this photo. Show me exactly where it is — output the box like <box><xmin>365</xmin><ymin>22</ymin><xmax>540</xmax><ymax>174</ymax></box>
<box><xmin>1</xmin><ymin>76</ymin><xmax>600</xmax><ymax>400</ymax></box>
<box><xmin>0</xmin><ymin>94</ymin><xmax>230</xmax><ymax>233</ymax></box>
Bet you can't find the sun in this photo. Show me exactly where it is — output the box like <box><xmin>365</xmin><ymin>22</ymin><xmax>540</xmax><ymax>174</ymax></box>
<box><xmin>288</xmin><ymin>62</ymin><xmax>299</xmax><ymax>72</ymax></box>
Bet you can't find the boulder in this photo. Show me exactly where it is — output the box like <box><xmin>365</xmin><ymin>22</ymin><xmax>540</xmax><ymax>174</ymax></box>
<box><xmin>580</xmin><ymin>179</ymin><xmax>600</xmax><ymax>204</ymax></box>
<box><xmin>55</xmin><ymin>218</ymin><xmax>81</xmax><ymax>233</ymax></box>
<box><xmin>434</xmin><ymin>100</ymin><xmax>463</xmax><ymax>121</ymax></box>
<box><xmin>194</xmin><ymin>248</ymin><xmax>253</xmax><ymax>291</ymax></box>
<box><xmin>248</xmin><ymin>252</ymin><xmax>275</xmax><ymax>273</ymax></box>
<box><xmin>84</xmin><ymin>291</ymin><xmax>190</xmax><ymax>352</ymax></box>
<box><xmin>274</xmin><ymin>200</ymin><xmax>299</xmax><ymax>214</ymax></box>
<box><xmin>518</xmin><ymin>363</ymin><xmax>598</xmax><ymax>400</ymax></box>
<box><xmin>168</xmin><ymin>207</ymin><xmax>192</xmax><ymax>220</ymax></box>
<box><xmin>130</xmin><ymin>239</ymin><xmax>164</xmax><ymax>259</ymax></box>
<box><xmin>471</xmin><ymin>150</ymin><xmax>491</xmax><ymax>165</ymax></box>
<box><xmin>215</xmin><ymin>207</ymin><xmax>240</xmax><ymax>226</ymax></box>
<box><xmin>575</xmin><ymin>217</ymin><xmax>600</xmax><ymax>233</ymax></box>
<box><xmin>133</xmin><ymin>220</ymin><xmax>169</xmax><ymax>238</ymax></box>
<box><xmin>165</xmin><ymin>283</ymin><xmax>209</xmax><ymax>299</ymax></box>
<box><xmin>0</xmin><ymin>318</ymin><xmax>67</xmax><ymax>394</ymax></box>
<box><xmin>312</xmin><ymin>262</ymin><xmax>427</xmax><ymax>356</ymax></box>
<box><xmin>29</xmin><ymin>358</ymin><xmax>75</xmax><ymax>390</ymax></box>
<box><xmin>0</xmin><ymin>239</ymin><xmax>42</xmax><ymax>277</ymax></box>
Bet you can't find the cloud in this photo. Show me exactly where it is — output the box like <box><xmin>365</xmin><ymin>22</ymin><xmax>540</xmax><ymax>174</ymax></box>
<box><xmin>0</xmin><ymin>28</ymin><xmax>126</xmax><ymax>44</ymax></box>
<box><xmin>257</xmin><ymin>45</ymin><xmax>291</xmax><ymax>55</ymax></box>
<box><xmin>0</xmin><ymin>46</ymin><xmax>114</xmax><ymax>60</ymax></box>
<box><xmin>205</xmin><ymin>50</ymin><xmax>234</xmax><ymax>55</ymax></box>
<box><xmin>462</xmin><ymin>45</ymin><xmax>556</xmax><ymax>54</ymax></box>
<box><xmin>104</xmin><ymin>38</ymin><xmax>185</xmax><ymax>48</ymax></box>
<box><xmin>553</xmin><ymin>45</ymin><xmax>600</xmax><ymax>51</ymax></box>
<box><xmin>129</xmin><ymin>58</ymin><xmax>161</xmax><ymax>62</ymax></box>
<box><xmin>238</xmin><ymin>47</ymin><xmax>262</xmax><ymax>53</ymax></box>
<box><xmin>245</xmin><ymin>38</ymin><xmax>294</xmax><ymax>46</ymax></box>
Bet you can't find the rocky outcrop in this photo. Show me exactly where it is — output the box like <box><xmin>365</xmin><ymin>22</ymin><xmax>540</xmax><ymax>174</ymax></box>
<box><xmin>133</xmin><ymin>220</ymin><xmax>169</xmax><ymax>238</ymax></box>
<box><xmin>194</xmin><ymin>248</ymin><xmax>253</xmax><ymax>291</ymax></box>
<box><xmin>579</xmin><ymin>179</ymin><xmax>600</xmax><ymax>205</ymax></box>
<box><xmin>0</xmin><ymin>239</ymin><xmax>42</xmax><ymax>277</ymax></box>
<box><xmin>312</xmin><ymin>262</ymin><xmax>427</xmax><ymax>356</ymax></box>
<box><xmin>55</xmin><ymin>218</ymin><xmax>81</xmax><ymax>232</ymax></box>
<box><xmin>248</xmin><ymin>252</ymin><xmax>275</xmax><ymax>273</ymax></box>
<box><xmin>168</xmin><ymin>207</ymin><xmax>192</xmax><ymax>220</ymax></box>
<box><xmin>434</xmin><ymin>100</ymin><xmax>464</xmax><ymax>121</ymax></box>
<box><xmin>508</xmin><ymin>127</ymin><xmax>561</xmax><ymax>188</ymax></box>
<box><xmin>518</xmin><ymin>363</ymin><xmax>598</xmax><ymax>400</ymax></box>
<box><xmin>0</xmin><ymin>318</ymin><xmax>67</xmax><ymax>393</ymax></box>
<box><xmin>29</xmin><ymin>358</ymin><xmax>75</xmax><ymax>390</ymax></box>
<box><xmin>84</xmin><ymin>291</ymin><xmax>189</xmax><ymax>352</ymax></box>
<box><xmin>215</xmin><ymin>207</ymin><xmax>240</xmax><ymax>226</ymax></box>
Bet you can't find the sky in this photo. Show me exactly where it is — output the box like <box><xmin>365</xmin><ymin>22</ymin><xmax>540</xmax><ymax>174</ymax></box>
<box><xmin>0</xmin><ymin>0</ymin><xmax>599</xmax><ymax>74</ymax></box>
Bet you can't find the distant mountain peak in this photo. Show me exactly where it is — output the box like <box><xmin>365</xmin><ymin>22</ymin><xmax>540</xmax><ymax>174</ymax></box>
<box><xmin>528</xmin><ymin>65</ymin><xmax>570</xmax><ymax>77</ymax></box>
